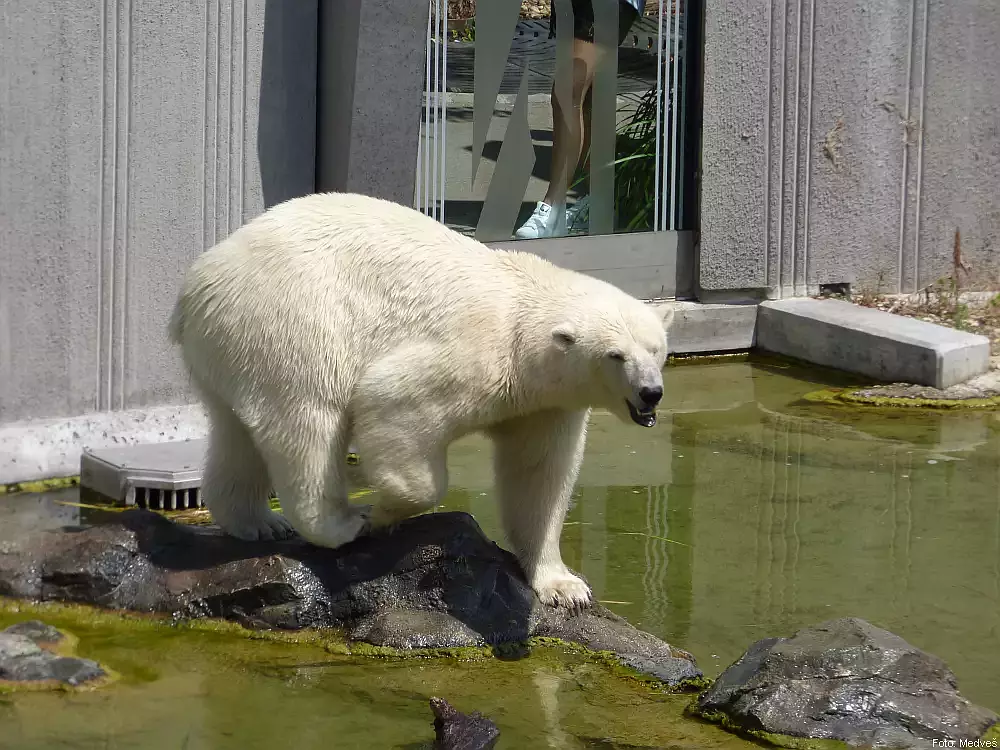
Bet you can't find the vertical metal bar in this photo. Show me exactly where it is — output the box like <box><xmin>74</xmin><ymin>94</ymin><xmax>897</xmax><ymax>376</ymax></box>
<box><xmin>654</xmin><ymin>0</ymin><xmax>665</xmax><ymax>231</ymax></box>
<box><xmin>669</xmin><ymin>0</ymin><xmax>681</xmax><ymax>229</ymax></box>
<box><xmin>431</xmin><ymin>0</ymin><xmax>441</xmax><ymax>221</ymax></box>
<box><xmin>659</xmin><ymin>2</ymin><xmax>672</xmax><ymax>233</ymax></box>
<box><xmin>423</xmin><ymin>0</ymin><xmax>433</xmax><ymax>215</ymax></box>
<box><xmin>415</xmin><ymin>24</ymin><xmax>424</xmax><ymax>212</ymax></box>
<box><xmin>677</xmin><ymin>22</ymin><xmax>688</xmax><ymax>229</ymax></box>
<box><xmin>440</xmin><ymin>0</ymin><xmax>448</xmax><ymax>225</ymax></box>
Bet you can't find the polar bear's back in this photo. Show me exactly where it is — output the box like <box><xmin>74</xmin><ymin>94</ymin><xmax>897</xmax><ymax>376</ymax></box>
<box><xmin>247</xmin><ymin>192</ymin><xmax>502</xmax><ymax>291</ymax></box>
<box><xmin>171</xmin><ymin>192</ymin><xmax>537</xmax><ymax>407</ymax></box>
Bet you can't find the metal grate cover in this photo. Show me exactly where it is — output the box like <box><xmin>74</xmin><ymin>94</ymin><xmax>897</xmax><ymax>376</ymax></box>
<box><xmin>80</xmin><ymin>439</ymin><xmax>207</xmax><ymax>510</ymax></box>
<box><xmin>80</xmin><ymin>439</ymin><xmax>362</xmax><ymax>510</ymax></box>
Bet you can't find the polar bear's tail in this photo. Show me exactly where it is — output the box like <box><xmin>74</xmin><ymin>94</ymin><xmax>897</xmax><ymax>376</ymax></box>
<box><xmin>167</xmin><ymin>295</ymin><xmax>186</xmax><ymax>346</ymax></box>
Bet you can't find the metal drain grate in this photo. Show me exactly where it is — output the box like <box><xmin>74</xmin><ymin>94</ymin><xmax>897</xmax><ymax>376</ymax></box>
<box><xmin>80</xmin><ymin>439</ymin><xmax>207</xmax><ymax>508</ymax></box>
<box><xmin>80</xmin><ymin>439</ymin><xmax>362</xmax><ymax>509</ymax></box>
<box><xmin>134</xmin><ymin>485</ymin><xmax>202</xmax><ymax>510</ymax></box>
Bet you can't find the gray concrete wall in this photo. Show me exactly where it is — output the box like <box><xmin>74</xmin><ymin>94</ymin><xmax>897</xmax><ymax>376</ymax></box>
<box><xmin>0</xmin><ymin>0</ymin><xmax>318</xmax><ymax>424</ymax></box>
<box><xmin>699</xmin><ymin>0</ymin><xmax>1000</xmax><ymax>296</ymax></box>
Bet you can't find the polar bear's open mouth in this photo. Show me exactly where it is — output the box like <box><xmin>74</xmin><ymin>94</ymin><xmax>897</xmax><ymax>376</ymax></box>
<box><xmin>627</xmin><ymin>400</ymin><xmax>657</xmax><ymax>428</ymax></box>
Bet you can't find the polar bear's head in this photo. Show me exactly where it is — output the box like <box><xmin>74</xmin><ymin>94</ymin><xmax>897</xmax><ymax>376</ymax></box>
<box><xmin>550</xmin><ymin>295</ymin><xmax>674</xmax><ymax>428</ymax></box>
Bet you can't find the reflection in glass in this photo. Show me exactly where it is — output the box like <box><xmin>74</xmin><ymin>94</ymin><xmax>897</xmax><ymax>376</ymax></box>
<box><xmin>415</xmin><ymin>0</ymin><xmax>694</xmax><ymax>241</ymax></box>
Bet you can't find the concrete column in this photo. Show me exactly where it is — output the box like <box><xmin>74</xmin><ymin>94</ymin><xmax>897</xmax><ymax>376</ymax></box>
<box><xmin>316</xmin><ymin>0</ymin><xmax>428</xmax><ymax>206</ymax></box>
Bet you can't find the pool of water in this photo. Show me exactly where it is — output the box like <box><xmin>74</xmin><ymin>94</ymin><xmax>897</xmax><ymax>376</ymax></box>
<box><xmin>2</xmin><ymin>356</ymin><xmax>999</xmax><ymax>748</ymax></box>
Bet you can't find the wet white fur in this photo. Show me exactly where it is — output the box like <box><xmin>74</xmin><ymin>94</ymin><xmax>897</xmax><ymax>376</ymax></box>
<box><xmin>169</xmin><ymin>192</ymin><xmax>673</xmax><ymax>607</ymax></box>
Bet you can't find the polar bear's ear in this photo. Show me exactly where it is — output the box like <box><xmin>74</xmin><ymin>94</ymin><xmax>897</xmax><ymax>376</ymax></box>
<box><xmin>552</xmin><ymin>324</ymin><xmax>578</xmax><ymax>351</ymax></box>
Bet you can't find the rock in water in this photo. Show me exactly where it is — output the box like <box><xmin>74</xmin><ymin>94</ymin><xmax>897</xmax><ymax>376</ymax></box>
<box><xmin>0</xmin><ymin>620</ymin><xmax>107</xmax><ymax>689</ymax></box>
<box><xmin>694</xmin><ymin>617</ymin><xmax>998</xmax><ymax>748</ymax></box>
<box><xmin>430</xmin><ymin>697</ymin><xmax>500</xmax><ymax>750</ymax></box>
<box><xmin>0</xmin><ymin>509</ymin><xmax>701</xmax><ymax>687</ymax></box>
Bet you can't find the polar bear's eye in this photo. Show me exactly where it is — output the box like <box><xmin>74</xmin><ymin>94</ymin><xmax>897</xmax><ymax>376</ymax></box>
<box><xmin>607</xmin><ymin>351</ymin><xmax>625</xmax><ymax>361</ymax></box>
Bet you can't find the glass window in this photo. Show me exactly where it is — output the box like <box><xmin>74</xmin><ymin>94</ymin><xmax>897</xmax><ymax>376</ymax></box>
<box><xmin>416</xmin><ymin>0</ymin><xmax>695</xmax><ymax>242</ymax></box>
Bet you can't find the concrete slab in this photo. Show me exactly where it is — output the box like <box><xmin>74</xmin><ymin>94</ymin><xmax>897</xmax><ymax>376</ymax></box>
<box><xmin>756</xmin><ymin>298</ymin><xmax>991</xmax><ymax>389</ymax></box>
<box><xmin>659</xmin><ymin>301</ymin><xmax>758</xmax><ymax>354</ymax></box>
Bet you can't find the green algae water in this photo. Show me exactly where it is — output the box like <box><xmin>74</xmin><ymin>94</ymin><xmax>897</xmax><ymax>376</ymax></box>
<box><xmin>1</xmin><ymin>357</ymin><xmax>999</xmax><ymax>748</ymax></box>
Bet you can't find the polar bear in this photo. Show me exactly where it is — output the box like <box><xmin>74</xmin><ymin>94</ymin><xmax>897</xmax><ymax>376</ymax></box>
<box><xmin>169</xmin><ymin>192</ymin><xmax>673</xmax><ymax>607</ymax></box>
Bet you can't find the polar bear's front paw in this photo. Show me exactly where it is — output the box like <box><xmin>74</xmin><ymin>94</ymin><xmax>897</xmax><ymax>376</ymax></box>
<box><xmin>318</xmin><ymin>506</ymin><xmax>372</xmax><ymax>548</ymax></box>
<box><xmin>224</xmin><ymin>510</ymin><xmax>297</xmax><ymax>542</ymax></box>
<box><xmin>531</xmin><ymin>567</ymin><xmax>593</xmax><ymax>610</ymax></box>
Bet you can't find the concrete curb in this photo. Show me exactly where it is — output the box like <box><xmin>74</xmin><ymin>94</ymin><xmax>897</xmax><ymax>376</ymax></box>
<box><xmin>756</xmin><ymin>298</ymin><xmax>991</xmax><ymax>389</ymax></box>
<box><xmin>662</xmin><ymin>301</ymin><xmax>758</xmax><ymax>354</ymax></box>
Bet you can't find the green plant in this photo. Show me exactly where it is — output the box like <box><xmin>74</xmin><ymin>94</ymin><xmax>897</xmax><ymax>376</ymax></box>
<box><xmin>568</xmin><ymin>72</ymin><xmax>676</xmax><ymax>233</ymax></box>
<box><xmin>449</xmin><ymin>18</ymin><xmax>475</xmax><ymax>42</ymax></box>
<box><xmin>610</xmin><ymin>86</ymin><xmax>668</xmax><ymax>232</ymax></box>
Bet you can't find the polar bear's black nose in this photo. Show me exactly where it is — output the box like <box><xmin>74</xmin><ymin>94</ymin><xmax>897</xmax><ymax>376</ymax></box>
<box><xmin>639</xmin><ymin>386</ymin><xmax>663</xmax><ymax>406</ymax></box>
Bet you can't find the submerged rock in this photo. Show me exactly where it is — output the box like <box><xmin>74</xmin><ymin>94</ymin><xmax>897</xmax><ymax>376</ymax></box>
<box><xmin>806</xmin><ymin>368</ymin><xmax>1000</xmax><ymax>409</ymax></box>
<box><xmin>693</xmin><ymin>617</ymin><xmax>998</xmax><ymax>749</ymax></box>
<box><xmin>430</xmin><ymin>696</ymin><xmax>500</xmax><ymax>750</ymax></box>
<box><xmin>0</xmin><ymin>619</ymin><xmax>107</xmax><ymax>690</ymax></box>
<box><xmin>0</xmin><ymin>509</ymin><xmax>701</xmax><ymax>687</ymax></box>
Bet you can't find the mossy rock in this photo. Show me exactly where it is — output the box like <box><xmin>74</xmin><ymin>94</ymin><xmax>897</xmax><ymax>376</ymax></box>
<box><xmin>0</xmin><ymin>618</ymin><xmax>118</xmax><ymax>693</ymax></box>
<box><xmin>686</xmin><ymin>705</ymin><xmax>851</xmax><ymax>750</ymax></box>
<box><xmin>802</xmin><ymin>386</ymin><xmax>1000</xmax><ymax>411</ymax></box>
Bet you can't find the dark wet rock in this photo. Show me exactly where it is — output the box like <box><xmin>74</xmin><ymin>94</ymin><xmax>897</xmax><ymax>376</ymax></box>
<box><xmin>694</xmin><ymin>617</ymin><xmax>998</xmax><ymax>749</ymax></box>
<box><xmin>0</xmin><ymin>509</ymin><xmax>701</xmax><ymax>687</ymax></box>
<box><xmin>0</xmin><ymin>620</ymin><xmax>106</xmax><ymax>688</ymax></box>
<box><xmin>430</xmin><ymin>696</ymin><xmax>499</xmax><ymax>750</ymax></box>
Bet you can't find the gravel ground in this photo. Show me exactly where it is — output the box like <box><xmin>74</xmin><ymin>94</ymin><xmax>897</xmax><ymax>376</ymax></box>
<box><xmin>845</xmin><ymin>291</ymin><xmax>1000</xmax><ymax>359</ymax></box>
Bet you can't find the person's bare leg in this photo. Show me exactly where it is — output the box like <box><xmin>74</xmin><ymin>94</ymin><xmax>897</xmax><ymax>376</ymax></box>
<box><xmin>544</xmin><ymin>39</ymin><xmax>598</xmax><ymax>208</ymax></box>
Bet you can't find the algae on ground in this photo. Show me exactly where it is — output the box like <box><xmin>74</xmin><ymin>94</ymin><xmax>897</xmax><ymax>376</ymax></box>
<box><xmin>0</xmin><ymin>598</ymin><xmax>702</xmax><ymax>695</ymax></box>
<box><xmin>0</xmin><ymin>598</ymin><xmax>746</xmax><ymax>749</ymax></box>
<box><xmin>1</xmin><ymin>475</ymin><xmax>80</xmax><ymax>497</ymax></box>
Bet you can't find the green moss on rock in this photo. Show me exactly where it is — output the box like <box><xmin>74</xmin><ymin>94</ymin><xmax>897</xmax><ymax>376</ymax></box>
<box><xmin>687</xmin><ymin>705</ymin><xmax>852</xmax><ymax>750</ymax></box>
<box><xmin>0</xmin><ymin>617</ymin><xmax>120</xmax><ymax>693</ymax></box>
<box><xmin>689</xmin><ymin>703</ymin><xmax>1000</xmax><ymax>749</ymax></box>
<box><xmin>803</xmin><ymin>387</ymin><xmax>1000</xmax><ymax>411</ymax></box>
<box><xmin>0</xmin><ymin>599</ymin><xmax>700</xmax><ymax>695</ymax></box>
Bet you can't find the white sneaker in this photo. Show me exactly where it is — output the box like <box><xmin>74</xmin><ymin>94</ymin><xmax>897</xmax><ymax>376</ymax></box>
<box><xmin>566</xmin><ymin>195</ymin><xmax>591</xmax><ymax>232</ymax></box>
<box><xmin>514</xmin><ymin>201</ymin><xmax>566</xmax><ymax>239</ymax></box>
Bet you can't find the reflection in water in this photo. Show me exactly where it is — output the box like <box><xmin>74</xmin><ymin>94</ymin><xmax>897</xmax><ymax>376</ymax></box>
<box><xmin>1</xmin><ymin>360</ymin><xmax>999</xmax><ymax>746</ymax></box>
<box><xmin>533</xmin><ymin>667</ymin><xmax>573</xmax><ymax>749</ymax></box>
<box><xmin>641</xmin><ymin>484</ymin><xmax>671</xmax><ymax>637</ymax></box>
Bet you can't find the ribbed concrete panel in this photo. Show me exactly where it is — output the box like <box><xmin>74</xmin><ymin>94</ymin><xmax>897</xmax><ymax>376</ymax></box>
<box><xmin>700</xmin><ymin>0</ymin><xmax>1000</xmax><ymax>296</ymax></box>
<box><xmin>0</xmin><ymin>0</ymin><xmax>318</xmax><ymax>422</ymax></box>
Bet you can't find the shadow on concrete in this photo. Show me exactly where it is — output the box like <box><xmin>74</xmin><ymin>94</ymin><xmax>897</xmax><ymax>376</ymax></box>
<box><xmin>257</xmin><ymin>0</ymin><xmax>319</xmax><ymax>209</ymax></box>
